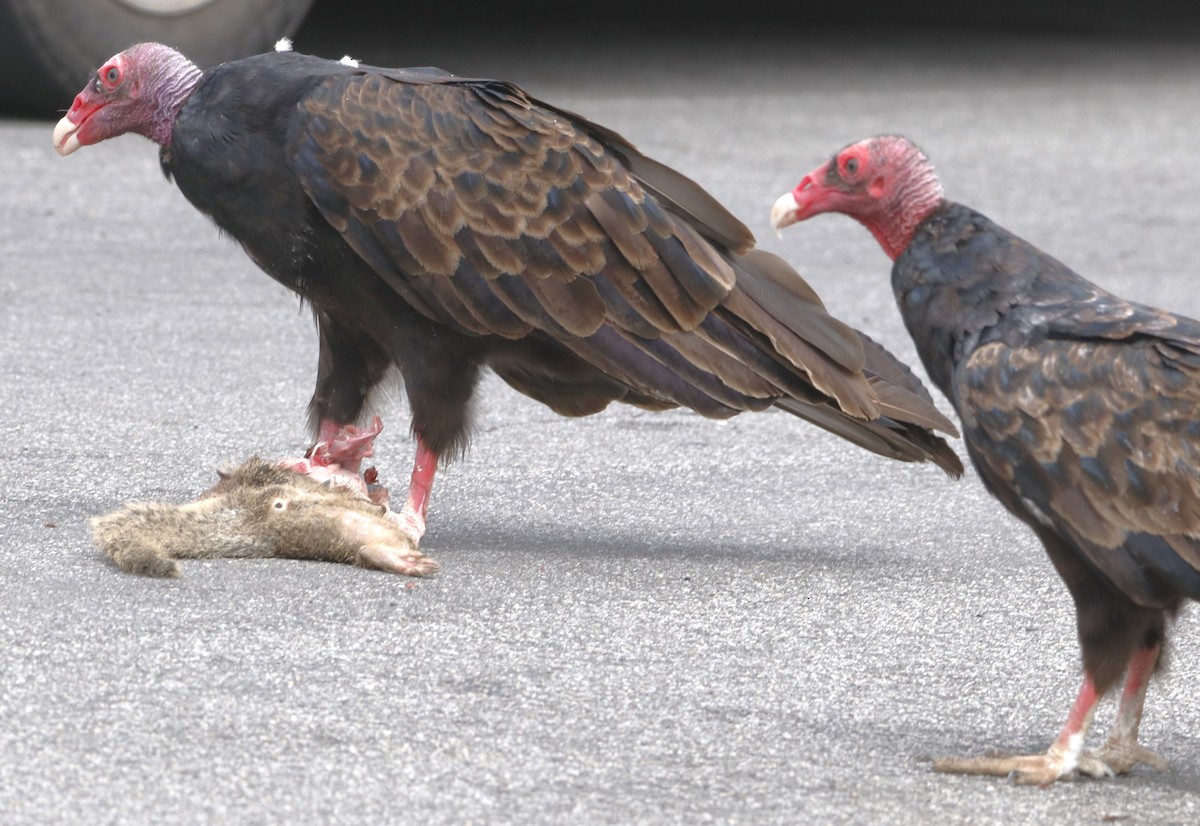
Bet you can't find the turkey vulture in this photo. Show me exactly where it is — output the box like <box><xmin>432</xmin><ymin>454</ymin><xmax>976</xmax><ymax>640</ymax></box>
<box><xmin>772</xmin><ymin>134</ymin><xmax>1200</xmax><ymax>784</ymax></box>
<box><xmin>54</xmin><ymin>43</ymin><xmax>961</xmax><ymax>562</ymax></box>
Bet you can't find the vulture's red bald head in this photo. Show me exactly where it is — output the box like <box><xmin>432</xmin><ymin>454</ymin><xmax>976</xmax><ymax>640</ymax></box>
<box><xmin>53</xmin><ymin>42</ymin><xmax>202</xmax><ymax>156</ymax></box>
<box><xmin>770</xmin><ymin>135</ymin><xmax>945</xmax><ymax>260</ymax></box>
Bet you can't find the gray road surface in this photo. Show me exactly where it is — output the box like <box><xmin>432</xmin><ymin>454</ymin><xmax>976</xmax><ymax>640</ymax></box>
<box><xmin>3</xmin><ymin>17</ymin><xmax>1200</xmax><ymax>825</ymax></box>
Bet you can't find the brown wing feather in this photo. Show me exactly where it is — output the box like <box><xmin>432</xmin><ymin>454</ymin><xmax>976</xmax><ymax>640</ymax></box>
<box><xmin>292</xmin><ymin>73</ymin><xmax>734</xmax><ymax>340</ymax></box>
<box><xmin>959</xmin><ymin>337</ymin><xmax>1200</xmax><ymax>600</ymax></box>
<box><xmin>287</xmin><ymin>68</ymin><xmax>960</xmax><ymax>472</ymax></box>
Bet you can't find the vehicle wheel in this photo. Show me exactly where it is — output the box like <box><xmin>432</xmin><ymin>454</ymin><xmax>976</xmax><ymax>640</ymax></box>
<box><xmin>0</xmin><ymin>0</ymin><xmax>316</xmax><ymax>116</ymax></box>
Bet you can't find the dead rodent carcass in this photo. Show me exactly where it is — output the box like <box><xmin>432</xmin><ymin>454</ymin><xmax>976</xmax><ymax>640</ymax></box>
<box><xmin>91</xmin><ymin>458</ymin><xmax>439</xmax><ymax>578</ymax></box>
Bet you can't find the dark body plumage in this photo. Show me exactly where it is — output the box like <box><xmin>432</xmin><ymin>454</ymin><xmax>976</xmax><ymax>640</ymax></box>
<box><xmin>773</xmin><ymin>133</ymin><xmax>1195</xmax><ymax>780</ymax></box>
<box><xmin>896</xmin><ymin>202</ymin><xmax>1200</xmax><ymax>692</ymax></box>
<box><xmin>161</xmin><ymin>51</ymin><xmax>960</xmax><ymax>472</ymax></box>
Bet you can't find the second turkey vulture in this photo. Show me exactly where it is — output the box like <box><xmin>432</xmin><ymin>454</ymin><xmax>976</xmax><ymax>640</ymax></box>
<box><xmin>772</xmin><ymin>134</ymin><xmax>1200</xmax><ymax>784</ymax></box>
<box><xmin>54</xmin><ymin>43</ymin><xmax>961</xmax><ymax>562</ymax></box>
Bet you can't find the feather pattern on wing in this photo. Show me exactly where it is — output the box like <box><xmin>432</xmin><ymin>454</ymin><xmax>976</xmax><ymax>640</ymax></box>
<box><xmin>897</xmin><ymin>201</ymin><xmax>1200</xmax><ymax>606</ymax></box>
<box><xmin>277</xmin><ymin>61</ymin><xmax>959</xmax><ymax>470</ymax></box>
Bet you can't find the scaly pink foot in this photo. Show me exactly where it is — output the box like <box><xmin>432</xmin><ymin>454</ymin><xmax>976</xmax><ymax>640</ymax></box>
<box><xmin>935</xmin><ymin>675</ymin><xmax>1101</xmax><ymax>785</ymax></box>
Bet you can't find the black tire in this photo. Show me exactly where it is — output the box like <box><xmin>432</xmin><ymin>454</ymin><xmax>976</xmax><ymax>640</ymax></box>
<box><xmin>0</xmin><ymin>0</ymin><xmax>316</xmax><ymax>117</ymax></box>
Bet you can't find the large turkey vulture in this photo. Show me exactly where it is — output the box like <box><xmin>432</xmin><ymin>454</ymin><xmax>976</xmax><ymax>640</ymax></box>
<box><xmin>54</xmin><ymin>43</ymin><xmax>961</xmax><ymax>562</ymax></box>
<box><xmin>771</xmin><ymin>134</ymin><xmax>1200</xmax><ymax>784</ymax></box>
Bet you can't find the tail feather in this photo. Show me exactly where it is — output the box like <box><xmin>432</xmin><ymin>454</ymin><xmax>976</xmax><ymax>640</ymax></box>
<box><xmin>720</xmin><ymin>251</ymin><xmax>962</xmax><ymax>475</ymax></box>
<box><xmin>858</xmin><ymin>331</ymin><xmax>960</xmax><ymax>436</ymax></box>
<box><xmin>774</xmin><ymin>397</ymin><xmax>963</xmax><ymax>477</ymax></box>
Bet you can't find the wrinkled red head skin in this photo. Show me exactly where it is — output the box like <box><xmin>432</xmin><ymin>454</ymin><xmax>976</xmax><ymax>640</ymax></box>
<box><xmin>57</xmin><ymin>51</ymin><xmax>142</xmax><ymax>153</ymax></box>
<box><xmin>771</xmin><ymin>135</ymin><xmax>944</xmax><ymax>260</ymax></box>
<box><xmin>54</xmin><ymin>43</ymin><xmax>198</xmax><ymax>155</ymax></box>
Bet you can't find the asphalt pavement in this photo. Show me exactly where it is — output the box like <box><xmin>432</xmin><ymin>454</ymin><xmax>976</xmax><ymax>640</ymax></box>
<box><xmin>3</xmin><ymin>13</ymin><xmax>1200</xmax><ymax>825</ymax></box>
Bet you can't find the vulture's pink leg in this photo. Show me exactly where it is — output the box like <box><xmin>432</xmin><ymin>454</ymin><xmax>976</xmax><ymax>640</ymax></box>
<box><xmin>933</xmin><ymin>676</ymin><xmax>1102</xmax><ymax>785</ymax></box>
<box><xmin>1081</xmin><ymin>645</ymin><xmax>1168</xmax><ymax>775</ymax></box>
<box><xmin>283</xmin><ymin>419</ymin><xmax>438</xmax><ymax>549</ymax></box>
<box><xmin>392</xmin><ymin>439</ymin><xmax>438</xmax><ymax>544</ymax></box>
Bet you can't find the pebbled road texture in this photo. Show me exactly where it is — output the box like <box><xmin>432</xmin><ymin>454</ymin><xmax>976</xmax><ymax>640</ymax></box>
<box><xmin>3</xmin><ymin>12</ymin><xmax>1200</xmax><ymax>825</ymax></box>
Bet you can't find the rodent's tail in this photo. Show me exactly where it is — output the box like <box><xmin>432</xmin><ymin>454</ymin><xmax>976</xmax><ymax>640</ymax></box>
<box><xmin>90</xmin><ymin>499</ymin><xmax>267</xmax><ymax>578</ymax></box>
<box><xmin>91</xmin><ymin>504</ymin><xmax>184</xmax><ymax>577</ymax></box>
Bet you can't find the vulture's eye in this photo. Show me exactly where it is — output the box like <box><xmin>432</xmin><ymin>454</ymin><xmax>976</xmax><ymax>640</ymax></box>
<box><xmin>102</xmin><ymin>65</ymin><xmax>121</xmax><ymax>86</ymax></box>
<box><xmin>844</xmin><ymin>157</ymin><xmax>860</xmax><ymax>176</ymax></box>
